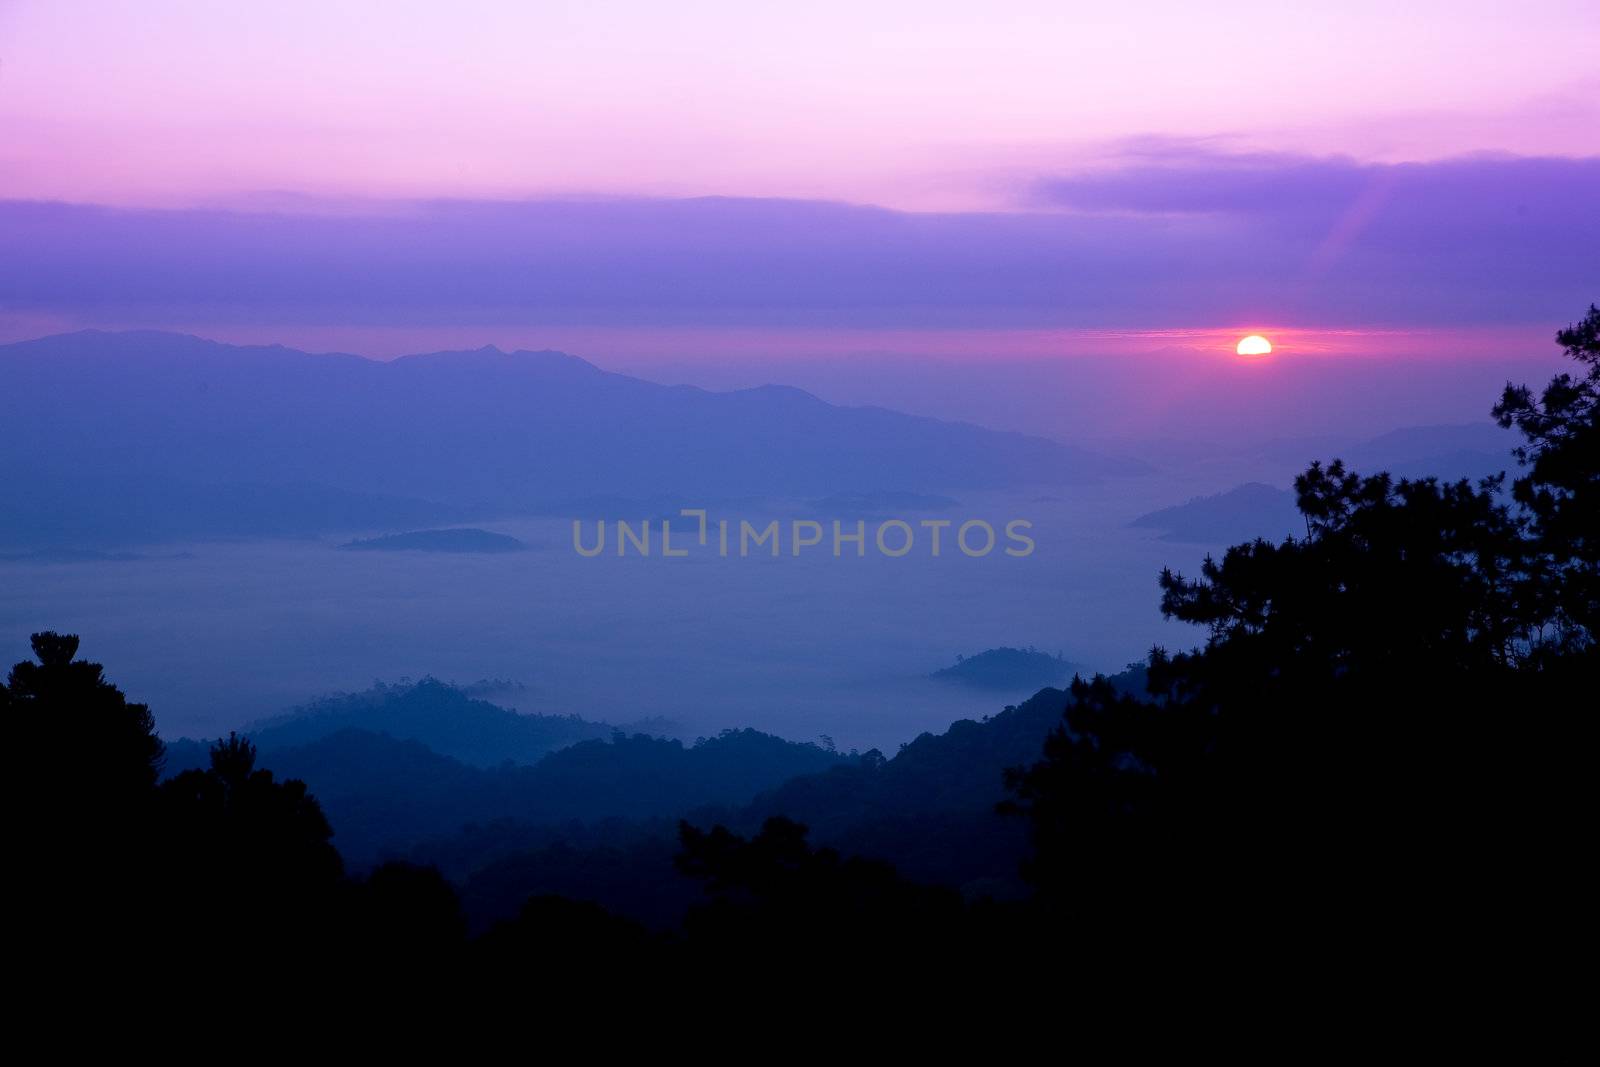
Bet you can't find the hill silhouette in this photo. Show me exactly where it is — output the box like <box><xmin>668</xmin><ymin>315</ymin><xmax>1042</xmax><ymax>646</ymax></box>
<box><xmin>0</xmin><ymin>330</ymin><xmax>1148</xmax><ymax>547</ymax></box>
<box><xmin>1131</xmin><ymin>482</ymin><xmax>1302</xmax><ymax>543</ymax></box>
<box><xmin>930</xmin><ymin>647</ymin><xmax>1080</xmax><ymax>691</ymax></box>
<box><xmin>170</xmin><ymin>720</ymin><xmax>850</xmax><ymax>865</ymax></box>
<box><xmin>1135</xmin><ymin>423</ymin><xmax>1515</xmax><ymax>544</ymax></box>
<box><xmin>417</xmin><ymin>676</ymin><xmax>1138</xmax><ymax>921</ymax></box>
<box><xmin>213</xmin><ymin>679</ymin><xmax>625</xmax><ymax>767</ymax></box>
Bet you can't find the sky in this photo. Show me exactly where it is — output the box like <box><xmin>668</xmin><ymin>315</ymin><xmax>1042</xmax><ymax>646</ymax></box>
<box><xmin>0</xmin><ymin>1</ymin><xmax>1596</xmax><ymax>363</ymax></box>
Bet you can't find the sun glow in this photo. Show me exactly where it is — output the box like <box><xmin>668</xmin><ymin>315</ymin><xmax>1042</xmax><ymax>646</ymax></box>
<box><xmin>1235</xmin><ymin>334</ymin><xmax>1273</xmax><ymax>356</ymax></box>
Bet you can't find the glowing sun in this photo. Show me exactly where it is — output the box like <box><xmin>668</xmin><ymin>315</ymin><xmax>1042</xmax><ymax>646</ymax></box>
<box><xmin>1235</xmin><ymin>334</ymin><xmax>1273</xmax><ymax>356</ymax></box>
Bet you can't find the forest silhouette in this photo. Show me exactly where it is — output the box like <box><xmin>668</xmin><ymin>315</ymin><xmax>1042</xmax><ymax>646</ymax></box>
<box><xmin>7</xmin><ymin>306</ymin><xmax>1593</xmax><ymax>1005</ymax></box>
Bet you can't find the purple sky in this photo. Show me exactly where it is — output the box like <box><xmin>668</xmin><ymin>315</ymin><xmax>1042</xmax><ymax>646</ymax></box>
<box><xmin>0</xmin><ymin>1</ymin><xmax>1595</xmax><ymax>362</ymax></box>
<box><xmin>3</xmin><ymin>2</ymin><xmax>1597</xmax><ymax>209</ymax></box>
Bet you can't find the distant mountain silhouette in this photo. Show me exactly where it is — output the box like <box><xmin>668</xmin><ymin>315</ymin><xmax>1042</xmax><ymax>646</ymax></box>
<box><xmin>338</xmin><ymin>528</ymin><xmax>528</xmax><ymax>553</ymax></box>
<box><xmin>1135</xmin><ymin>423</ymin><xmax>1515</xmax><ymax>544</ymax></box>
<box><xmin>711</xmin><ymin>684</ymin><xmax>1082</xmax><ymax>891</ymax></box>
<box><xmin>0</xmin><ymin>475</ymin><xmax>465</xmax><ymax>548</ymax></box>
<box><xmin>167</xmin><ymin>722</ymin><xmax>849</xmax><ymax>865</ymax></box>
<box><xmin>0</xmin><ymin>330</ymin><xmax>1148</xmax><ymax>547</ymax></box>
<box><xmin>423</xmin><ymin>670</ymin><xmax>1148</xmax><ymax>922</ymax></box>
<box><xmin>160</xmin><ymin>667</ymin><xmax>1118</xmax><ymax>902</ymax></box>
<box><xmin>1338</xmin><ymin>423</ymin><xmax>1511</xmax><ymax>483</ymax></box>
<box><xmin>1131</xmin><ymin>483</ymin><xmax>1302</xmax><ymax>543</ymax></box>
<box><xmin>930</xmin><ymin>647</ymin><xmax>1079</xmax><ymax>691</ymax></box>
<box><xmin>237</xmin><ymin>679</ymin><xmax>629</xmax><ymax>767</ymax></box>
<box><xmin>1246</xmin><ymin>422</ymin><xmax>1512</xmax><ymax>485</ymax></box>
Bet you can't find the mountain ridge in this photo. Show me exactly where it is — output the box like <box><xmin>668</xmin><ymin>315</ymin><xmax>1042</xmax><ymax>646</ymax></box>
<box><xmin>0</xmin><ymin>329</ymin><xmax>1149</xmax><ymax>547</ymax></box>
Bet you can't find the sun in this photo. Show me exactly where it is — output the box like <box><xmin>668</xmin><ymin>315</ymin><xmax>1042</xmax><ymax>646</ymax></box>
<box><xmin>1235</xmin><ymin>334</ymin><xmax>1273</xmax><ymax>356</ymax></box>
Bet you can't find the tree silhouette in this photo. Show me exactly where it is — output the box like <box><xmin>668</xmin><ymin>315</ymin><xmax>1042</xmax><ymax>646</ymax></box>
<box><xmin>477</xmin><ymin>894</ymin><xmax>657</xmax><ymax>979</ymax></box>
<box><xmin>158</xmin><ymin>732</ymin><xmax>343</xmax><ymax>946</ymax></box>
<box><xmin>675</xmin><ymin>816</ymin><xmax>966</xmax><ymax>963</ymax></box>
<box><xmin>6</xmin><ymin>633</ymin><xmax>170</xmax><ymax>956</ymax></box>
<box><xmin>345</xmin><ymin>861</ymin><xmax>468</xmax><ymax>966</ymax></box>
<box><xmin>1495</xmin><ymin>303</ymin><xmax>1599</xmax><ymax>652</ymax></box>
<box><xmin>1005</xmin><ymin>303</ymin><xmax>1598</xmax><ymax>975</ymax></box>
<box><xmin>6</xmin><ymin>632</ymin><xmax>164</xmax><ymax>817</ymax></box>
